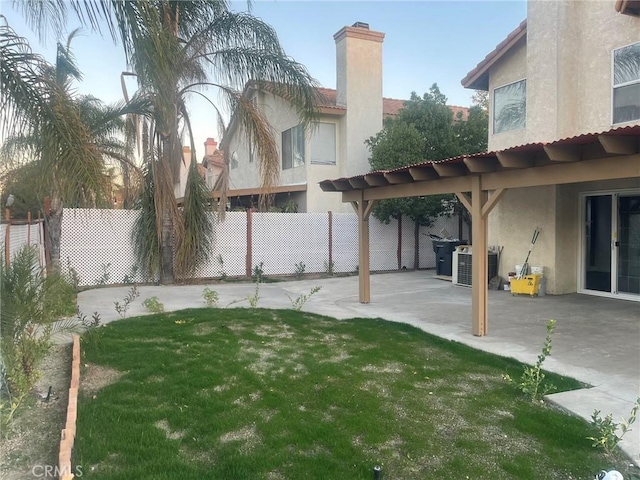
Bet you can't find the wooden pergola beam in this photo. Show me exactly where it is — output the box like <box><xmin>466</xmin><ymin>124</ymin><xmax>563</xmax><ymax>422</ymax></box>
<box><xmin>332</xmin><ymin>180</ymin><xmax>353</xmax><ymax>191</ymax></box>
<box><xmin>342</xmin><ymin>176</ymin><xmax>473</xmax><ymax>202</ymax></box>
<box><xmin>598</xmin><ymin>135</ymin><xmax>638</xmax><ymax>155</ymax></box>
<box><xmin>482</xmin><ymin>188</ymin><xmax>507</xmax><ymax>218</ymax></box>
<box><xmin>543</xmin><ymin>144</ymin><xmax>582</xmax><ymax>162</ymax></box>
<box><xmin>364</xmin><ymin>174</ymin><xmax>389</xmax><ymax>187</ymax></box>
<box><xmin>496</xmin><ymin>151</ymin><xmax>535</xmax><ymax>168</ymax></box>
<box><xmin>455</xmin><ymin>192</ymin><xmax>472</xmax><ymax>213</ymax></box>
<box><xmin>384</xmin><ymin>172</ymin><xmax>414</xmax><ymax>184</ymax></box>
<box><xmin>433</xmin><ymin>162</ymin><xmax>468</xmax><ymax>177</ymax></box>
<box><xmin>463</xmin><ymin>156</ymin><xmax>498</xmax><ymax>173</ymax></box>
<box><xmin>409</xmin><ymin>167</ymin><xmax>438</xmax><ymax>181</ymax></box>
<box><xmin>349</xmin><ymin>178</ymin><xmax>369</xmax><ymax>189</ymax></box>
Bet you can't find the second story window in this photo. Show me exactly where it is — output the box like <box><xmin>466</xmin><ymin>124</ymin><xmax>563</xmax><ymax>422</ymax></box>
<box><xmin>282</xmin><ymin>124</ymin><xmax>305</xmax><ymax>170</ymax></box>
<box><xmin>613</xmin><ymin>41</ymin><xmax>640</xmax><ymax>124</ymax></box>
<box><xmin>493</xmin><ymin>79</ymin><xmax>526</xmax><ymax>134</ymax></box>
<box><xmin>310</xmin><ymin>122</ymin><xmax>336</xmax><ymax>165</ymax></box>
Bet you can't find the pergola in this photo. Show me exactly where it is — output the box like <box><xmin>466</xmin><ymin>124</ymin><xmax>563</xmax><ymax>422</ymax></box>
<box><xmin>319</xmin><ymin>125</ymin><xmax>640</xmax><ymax>336</ymax></box>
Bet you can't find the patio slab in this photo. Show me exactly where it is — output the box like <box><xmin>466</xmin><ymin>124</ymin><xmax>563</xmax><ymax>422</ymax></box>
<box><xmin>77</xmin><ymin>270</ymin><xmax>640</xmax><ymax>464</ymax></box>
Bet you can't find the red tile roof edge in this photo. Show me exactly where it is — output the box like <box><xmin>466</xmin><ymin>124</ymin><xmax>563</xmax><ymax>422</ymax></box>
<box><xmin>461</xmin><ymin>19</ymin><xmax>527</xmax><ymax>91</ymax></box>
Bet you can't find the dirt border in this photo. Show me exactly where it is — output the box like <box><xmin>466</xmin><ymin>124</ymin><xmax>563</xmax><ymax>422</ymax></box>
<box><xmin>58</xmin><ymin>335</ymin><xmax>79</xmax><ymax>480</ymax></box>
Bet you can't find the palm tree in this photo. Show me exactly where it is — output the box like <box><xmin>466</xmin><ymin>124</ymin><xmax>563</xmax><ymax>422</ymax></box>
<box><xmin>6</xmin><ymin>2</ymin><xmax>320</xmax><ymax>283</ymax></box>
<box><xmin>112</xmin><ymin>2</ymin><xmax>320</xmax><ymax>283</ymax></box>
<box><xmin>0</xmin><ymin>24</ymin><xmax>137</xmax><ymax>269</ymax></box>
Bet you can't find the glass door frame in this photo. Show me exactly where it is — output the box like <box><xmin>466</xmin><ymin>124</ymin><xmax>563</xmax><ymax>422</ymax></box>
<box><xmin>578</xmin><ymin>188</ymin><xmax>640</xmax><ymax>301</ymax></box>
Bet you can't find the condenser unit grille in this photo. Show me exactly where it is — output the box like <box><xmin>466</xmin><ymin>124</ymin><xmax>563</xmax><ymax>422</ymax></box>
<box><xmin>455</xmin><ymin>252</ymin><xmax>498</xmax><ymax>286</ymax></box>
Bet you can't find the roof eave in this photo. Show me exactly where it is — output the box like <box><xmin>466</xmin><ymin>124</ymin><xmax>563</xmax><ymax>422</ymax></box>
<box><xmin>461</xmin><ymin>20</ymin><xmax>527</xmax><ymax>91</ymax></box>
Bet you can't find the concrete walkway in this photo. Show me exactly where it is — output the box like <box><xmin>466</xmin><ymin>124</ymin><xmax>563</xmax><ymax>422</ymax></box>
<box><xmin>78</xmin><ymin>270</ymin><xmax>640</xmax><ymax>464</ymax></box>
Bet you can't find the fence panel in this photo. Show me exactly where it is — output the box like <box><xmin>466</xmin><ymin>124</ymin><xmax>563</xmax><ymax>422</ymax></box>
<box><xmin>252</xmin><ymin>212</ymin><xmax>329</xmax><ymax>276</ymax></box>
<box><xmin>1</xmin><ymin>221</ymin><xmax>46</xmax><ymax>267</ymax></box>
<box><xmin>331</xmin><ymin>213</ymin><xmax>358</xmax><ymax>273</ymax></box>
<box><xmin>202</xmin><ymin>212</ymin><xmax>247</xmax><ymax>278</ymax></box>
<box><xmin>59</xmin><ymin>208</ymin><xmax>466</xmax><ymax>286</ymax></box>
<box><xmin>60</xmin><ymin>209</ymin><xmax>146</xmax><ymax>286</ymax></box>
<box><xmin>369</xmin><ymin>217</ymin><xmax>399</xmax><ymax>271</ymax></box>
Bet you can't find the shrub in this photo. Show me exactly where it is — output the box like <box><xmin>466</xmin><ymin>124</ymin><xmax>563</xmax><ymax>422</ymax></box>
<box><xmin>142</xmin><ymin>296</ymin><xmax>164</xmax><ymax>313</ymax></box>
<box><xmin>202</xmin><ymin>287</ymin><xmax>219</xmax><ymax>307</ymax></box>
<box><xmin>1</xmin><ymin>246</ymin><xmax>78</xmax><ymax>429</ymax></box>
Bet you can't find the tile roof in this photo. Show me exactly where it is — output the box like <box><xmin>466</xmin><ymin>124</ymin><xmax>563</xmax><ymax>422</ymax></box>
<box><xmin>461</xmin><ymin>19</ymin><xmax>527</xmax><ymax>91</ymax></box>
<box><xmin>315</xmin><ymin>87</ymin><xmax>468</xmax><ymax>119</ymax></box>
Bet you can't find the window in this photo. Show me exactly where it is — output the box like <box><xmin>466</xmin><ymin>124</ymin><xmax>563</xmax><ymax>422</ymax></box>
<box><xmin>493</xmin><ymin>79</ymin><xmax>526</xmax><ymax>134</ymax></box>
<box><xmin>282</xmin><ymin>124</ymin><xmax>305</xmax><ymax>170</ymax></box>
<box><xmin>310</xmin><ymin>122</ymin><xmax>336</xmax><ymax>165</ymax></box>
<box><xmin>613</xmin><ymin>42</ymin><xmax>640</xmax><ymax>124</ymax></box>
<box><xmin>230</xmin><ymin>151</ymin><xmax>238</xmax><ymax>170</ymax></box>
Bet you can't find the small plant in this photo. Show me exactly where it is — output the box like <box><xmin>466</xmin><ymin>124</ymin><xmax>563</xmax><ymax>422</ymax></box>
<box><xmin>123</xmin><ymin>265</ymin><xmax>139</xmax><ymax>284</ymax></box>
<box><xmin>588</xmin><ymin>397</ymin><xmax>640</xmax><ymax>456</ymax></box>
<box><xmin>324</xmin><ymin>259</ymin><xmax>335</xmax><ymax>276</ymax></box>
<box><xmin>202</xmin><ymin>287</ymin><xmax>219</xmax><ymax>307</ymax></box>
<box><xmin>65</xmin><ymin>257</ymin><xmax>80</xmax><ymax>291</ymax></box>
<box><xmin>142</xmin><ymin>296</ymin><xmax>164</xmax><ymax>313</ymax></box>
<box><xmin>76</xmin><ymin>308</ymin><xmax>102</xmax><ymax>349</ymax></box>
<box><xmin>95</xmin><ymin>263</ymin><xmax>111</xmax><ymax>285</ymax></box>
<box><xmin>114</xmin><ymin>286</ymin><xmax>140</xmax><ymax>319</ymax></box>
<box><xmin>247</xmin><ymin>282</ymin><xmax>260</xmax><ymax>308</ymax></box>
<box><xmin>216</xmin><ymin>255</ymin><xmax>227</xmax><ymax>280</ymax></box>
<box><xmin>1</xmin><ymin>246</ymin><xmax>79</xmax><ymax>431</ymax></box>
<box><xmin>294</xmin><ymin>261</ymin><xmax>306</xmax><ymax>279</ymax></box>
<box><xmin>503</xmin><ymin>319</ymin><xmax>556</xmax><ymax>402</ymax></box>
<box><xmin>252</xmin><ymin>262</ymin><xmax>264</xmax><ymax>283</ymax></box>
<box><xmin>287</xmin><ymin>286</ymin><xmax>321</xmax><ymax>311</ymax></box>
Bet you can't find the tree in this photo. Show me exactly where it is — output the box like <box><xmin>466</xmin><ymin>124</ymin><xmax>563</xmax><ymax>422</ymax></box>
<box><xmin>8</xmin><ymin>2</ymin><xmax>320</xmax><ymax>284</ymax></box>
<box><xmin>107</xmin><ymin>2</ymin><xmax>320</xmax><ymax>283</ymax></box>
<box><xmin>0</xmin><ymin>24</ymin><xmax>135</xmax><ymax>269</ymax></box>
<box><xmin>366</xmin><ymin>84</ymin><xmax>489</xmax><ymax>265</ymax></box>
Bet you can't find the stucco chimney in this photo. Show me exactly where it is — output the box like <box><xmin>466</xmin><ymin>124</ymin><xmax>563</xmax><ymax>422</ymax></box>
<box><xmin>204</xmin><ymin>138</ymin><xmax>218</xmax><ymax>156</ymax></box>
<box><xmin>334</xmin><ymin>22</ymin><xmax>384</xmax><ymax>108</ymax></box>
<box><xmin>333</xmin><ymin>22</ymin><xmax>385</xmax><ymax>177</ymax></box>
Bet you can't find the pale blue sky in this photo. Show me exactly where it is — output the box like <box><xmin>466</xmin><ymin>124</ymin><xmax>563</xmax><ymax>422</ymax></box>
<box><xmin>1</xmin><ymin>0</ymin><xmax>527</xmax><ymax>160</ymax></box>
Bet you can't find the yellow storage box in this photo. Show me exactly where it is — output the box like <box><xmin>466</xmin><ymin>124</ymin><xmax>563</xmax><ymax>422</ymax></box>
<box><xmin>510</xmin><ymin>274</ymin><xmax>542</xmax><ymax>297</ymax></box>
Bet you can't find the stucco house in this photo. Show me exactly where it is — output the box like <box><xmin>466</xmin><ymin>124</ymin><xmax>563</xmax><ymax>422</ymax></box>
<box><xmin>459</xmin><ymin>0</ymin><xmax>640</xmax><ymax>300</ymax></box>
<box><xmin>319</xmin><ymin>0</ymin><xmax>639</xmax><ymax>337</ymax></box>
<box><xmin>219</xmin><ymin>22</ymin><xmax>467</xmax><ymax>213</ymax></box>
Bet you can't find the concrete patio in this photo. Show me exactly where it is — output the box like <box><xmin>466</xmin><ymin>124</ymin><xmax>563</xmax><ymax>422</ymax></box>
<box><xmin>77</xmin><ymin>270</ymin><xmax>640</xmax><ymax>464</ymax></box>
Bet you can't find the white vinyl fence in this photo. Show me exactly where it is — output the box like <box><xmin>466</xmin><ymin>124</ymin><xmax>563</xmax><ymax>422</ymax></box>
<box><xmin>1</xmin><ymin>220</ymin><xmax>46</xmax><ymax>268</ymax></box>
<box><xmin>60</xmin><ymin>209</ymin><xmax>468</xmax><ymax>287</ymax></box>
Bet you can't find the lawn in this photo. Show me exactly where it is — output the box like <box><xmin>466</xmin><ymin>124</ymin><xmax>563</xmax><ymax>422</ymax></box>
<box><xmin>76</xmin><ymin>308</ymin><xmax>628</xmax><ymax>479</ymax></box>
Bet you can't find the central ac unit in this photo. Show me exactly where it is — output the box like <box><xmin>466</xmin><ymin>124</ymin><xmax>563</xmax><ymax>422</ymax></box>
<box><xmin>452</xmin><ymin>246</ymin><xmax>498</xmax><ymax>287</ymax></box>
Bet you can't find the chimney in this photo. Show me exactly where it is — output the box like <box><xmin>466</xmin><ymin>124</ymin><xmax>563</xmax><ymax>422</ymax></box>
<box><xmin>333</xmin><ymin>22</ymin><xmax>385</xmax><ymax>177</ymax></box>
<box><xmin>334</xmin><ymin>22</ymin><xmax>384</xmax><ymax>107</ymax></box>
<box><xmin>204</xmin><ymin>138</ymin><xmax>218</xmax><ymax>156</ymax></box>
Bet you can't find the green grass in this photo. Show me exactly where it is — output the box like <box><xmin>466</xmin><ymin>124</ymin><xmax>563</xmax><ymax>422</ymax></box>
<box><xmin>76</xmin><ymin>309</ymin><xmax>632</xmax><ymax>479</ymax></box>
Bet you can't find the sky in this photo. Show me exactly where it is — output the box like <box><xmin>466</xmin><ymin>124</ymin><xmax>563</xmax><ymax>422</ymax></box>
<box><xmin>1</xmin><ymin>0</ymin><xmax>527</xmax><ymax>161</ymax></box>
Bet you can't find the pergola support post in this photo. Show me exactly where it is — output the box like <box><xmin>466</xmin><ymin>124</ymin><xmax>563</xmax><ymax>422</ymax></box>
<box><xmin>471</xmin><ymin>177</ymin><xmax>489</xmax><ymax>336</ymax></box>
<box><xmin>458</xmin><ymin>182</ymin><xmax>507</xmax><ymax>336</ymax></box>
<box><xmin>352</xmin><ymin>193</ymin><xmax>376</xmax><ymax>303</ymax></box>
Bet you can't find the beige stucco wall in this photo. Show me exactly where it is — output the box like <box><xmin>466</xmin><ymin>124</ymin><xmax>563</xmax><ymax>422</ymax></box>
<box><xmin>226</xmin><ymin>91</ymin><xmax>350</xmax><ymax>213</ymax></box>
<box><xmin>489</xmin><ymin>178</ymin><xmax>640</xmax><ymax>295</ymax></box>
<box><xmin>487</xmin><ymin>40</ymin><xmax>528</xmax><ymax>151</ymax></box>
<box><xmin>488</xmin><ymin>186</ymin><xmax>558</xmax><ymax>291</ymax></box>
<box><xmin>488</xmin><ymin>1</ymin><xmax>640</xmax><ymax>151</ymax></box>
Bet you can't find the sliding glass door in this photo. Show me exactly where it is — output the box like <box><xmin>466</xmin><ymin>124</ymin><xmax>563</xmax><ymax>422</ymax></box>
<box><xmin>583</xmin><ymin>192</ymin><xmax>640</xmax><ymax>297</ymax></box>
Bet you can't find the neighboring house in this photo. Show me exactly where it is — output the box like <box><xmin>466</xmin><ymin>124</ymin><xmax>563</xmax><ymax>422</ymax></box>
<box><xmin>458</xmin><ymin>0</ymin><xmax>639</xmax><ymax>299</ymax></box>
<box><xmin>202</xmin><ymin>138</ymin><xmax>225</xmax><ymax>190</ymax></box>
<box><xmin>174</xmin><ymin>139</ymin><xmax>223</xmax><ymax>200</ymax></box>
<box><xmin>220</xmin><ymin>22</ymin><xmax>468</xmax><ymax>213</ymax></box>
